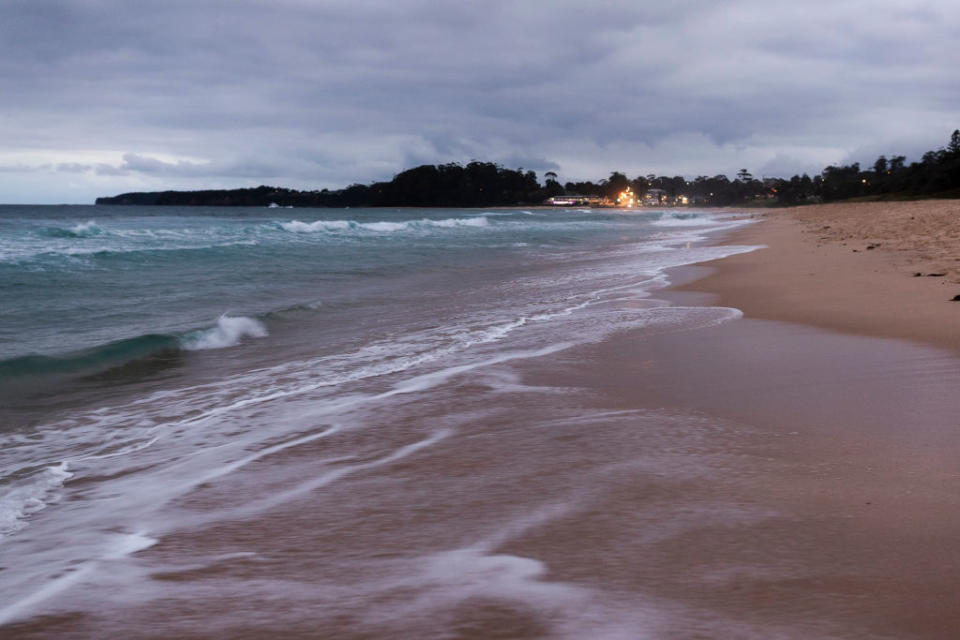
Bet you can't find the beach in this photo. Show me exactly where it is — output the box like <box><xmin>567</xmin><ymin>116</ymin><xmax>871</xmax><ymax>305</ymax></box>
<box><xmin>679</xmin><ymin>200</ymin><xmax>960</xmax><ymax>351</ymax></box>
<box><xmin>663</xmin><ymin>200</ymin><xmax>960</xmax><ymax>638</ymax></box>
<box><xmin>4</xmin><ymin>204</ymin><xmax>960</xmax><ymax>638</ymax></box>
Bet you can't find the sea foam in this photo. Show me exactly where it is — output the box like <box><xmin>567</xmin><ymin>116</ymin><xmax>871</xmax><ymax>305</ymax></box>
<box><xmin>0</xmin><ymin>462</ymin><xmax>73</xmax><ymax>537</ymax></box>
<box><xmin>649</xmin><ymin>214</ymin><xmax>711</xmax><ymax>227</ymax></box>
<box><xmin>68</xmin><ymin>220</ymin><xmax>102</xmax><ymax>237</ymax></box>
<box><xmin>280</xmin><ymin>216</ymin><xmax>489</xmax><ymax>234</ymax></box>
<box><xmin>181</xmin><ymin>315</ymin><xmax>268</xmax><ymax>350</ymax></box>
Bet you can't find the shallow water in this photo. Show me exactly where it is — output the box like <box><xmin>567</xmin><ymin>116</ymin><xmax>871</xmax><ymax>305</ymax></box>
<box><xmin>0</xmin><ymin>205</ymin><xmax>784</xmax><ymax>636</ymax></box>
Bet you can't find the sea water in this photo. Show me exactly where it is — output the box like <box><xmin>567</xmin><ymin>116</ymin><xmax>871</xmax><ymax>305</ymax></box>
<box><xmin>0</xmin><ymin>205</ymin><xmax>760</xmax><ymax>636</ymax></box>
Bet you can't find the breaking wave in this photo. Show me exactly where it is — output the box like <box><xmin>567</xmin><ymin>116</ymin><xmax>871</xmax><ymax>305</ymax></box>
<box><xmin>0</xmin><ymin>316</ymin><xmax>268</xmax><ymax>382</ymax></box>
<box><xmin>649</xmin><ymin>213</ymin><xmax>711</xmax><ymax>227</ymax></box>
<box><xmin>279</xmin><ymin>216</ymin><xmax>490</xmax><ymax>234</ymax></box>
<box><xmin>180</xmin><ymin>315</ymin><xmax>268</xmax><ymax>350</ymax></box>
<box><xmin>40</xmin><ymin>221</ymin><xmax>103</xmax><ymax>238</ymax></box>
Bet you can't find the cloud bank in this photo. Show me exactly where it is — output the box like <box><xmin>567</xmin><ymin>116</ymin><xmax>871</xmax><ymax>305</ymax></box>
<box><xmin>1</xmin><ymin>0</ymin><xmax>958</xmax><ymax>203</ymax></box>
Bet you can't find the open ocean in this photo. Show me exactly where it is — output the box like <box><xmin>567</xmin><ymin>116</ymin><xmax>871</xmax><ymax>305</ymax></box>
<box><xmin>0</xmin><ymin>205</ymin><xmax>766</xmax><ymax>637</ymax></box>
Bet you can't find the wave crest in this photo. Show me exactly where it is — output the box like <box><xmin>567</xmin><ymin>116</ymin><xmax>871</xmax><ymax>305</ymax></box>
<box><xmin>181</xmin><ymin>315</ymin><xmax>268</xmax><ymax>350</ymax></box>
<box><xmin>280</xmin><ymin>216</ymin><xmax>489</xmax><ymax>234</ymax></box>
<box><xmin>40</xmin><ymin>220</ymin><xmax>103</xmax><ymax>238</ymax></box>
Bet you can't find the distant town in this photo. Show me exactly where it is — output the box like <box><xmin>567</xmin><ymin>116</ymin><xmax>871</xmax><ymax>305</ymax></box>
<box><xmin>546</xmin><ymin>185</ymin><xmax>707</xmax><ymax>208</ymax></box>
<box><xmin>96</xmin><ymin>130</ymin><xmax>960</xmax><ymax>208</ymax></box>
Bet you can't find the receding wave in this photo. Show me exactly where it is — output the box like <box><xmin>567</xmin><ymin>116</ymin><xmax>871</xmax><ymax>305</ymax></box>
<box><xmin>0</xmin><ymin>462</ymin><xmax>72</xmax><ymax>537</ymax></box>
<box><xmin>279</xmin><ymin>216</ymin><xmax>490</xmax><ymax>234</ymax></box>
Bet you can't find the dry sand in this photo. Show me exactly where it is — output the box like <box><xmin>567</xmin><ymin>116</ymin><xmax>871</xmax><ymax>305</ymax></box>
<box><xmin>679</xmin><ymin>200</ymin><xmax>960</xmax><ymax>353</ymax></box>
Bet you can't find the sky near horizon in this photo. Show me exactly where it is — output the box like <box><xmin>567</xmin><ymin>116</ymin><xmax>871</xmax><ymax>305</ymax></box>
<box><xmin>1</xmin><ymin>0</ymin><xmax>959</xmax><ymax>204</ymax></box>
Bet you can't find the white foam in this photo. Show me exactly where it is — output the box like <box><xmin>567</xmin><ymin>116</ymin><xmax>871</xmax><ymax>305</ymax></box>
<box><xmin>181</xmin><ymin>315</ymin><xmax>268</xmax><ymax>350</ymax></box>
<box><xmin>361</xmin><ymin>220</ymin><xmax>408</xmax><ymax>232</ymax></box>
<box><xmin>279</xmin><ymin>219</ymin><xmax>350</xmax><ymax>233</ymax></box>
<box><xmin>378</xmin><ymin>545</ymin><xmax>665</xmax><ymax>640</ymax></box>
<box><xmin>0</xmin><ymin>531</ymin><xmax>156</xmax><ymax>626</ymax></box>
<box><xmin>0</xmin><ymin>462</ymin><xmax>72</xmax><ymax>537</ymax></box>
<box><xmin>224</xmin><ymin>429</ymin><xmax>451</xmax><ymax>518</ymax></box>
<box><xmin>427</xmin><ymin>216</ymin><xmax>489</xmax><ymax>228</ymax></box>
<box><xmin>386</xmin><ymin>344</ymin><xmax>572</xmax><ymax>397</ymax></box>
<box><xmin>69</xmin><ymin>220</ymin><xmax>101</xmax><ymax>236</ymax></box>
<box><xmin>172</xmin><ymin>426</ymin><xmax>339</xmax><ymax>497</ymax></box>
<box><xmin>280</xmin><ymin>216</ymin><xmax>489</xmax><ymax>234</ymax></box>
<box><xmin>103</xmin><ymin>531</ymin><xmax>157</xmax><ymax>559</ymax></box>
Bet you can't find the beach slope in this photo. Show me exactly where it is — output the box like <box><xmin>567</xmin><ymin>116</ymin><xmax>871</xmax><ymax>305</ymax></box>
<box><xmin>679</xmin><ymin>200</ymin><xmax>960</xmax><ymax>352</ymax></box>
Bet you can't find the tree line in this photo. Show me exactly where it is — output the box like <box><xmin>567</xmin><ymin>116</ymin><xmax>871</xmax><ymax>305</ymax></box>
<box><xmin>96</xmin><ymin>130</ymin><xmax>960</xmax><ymax>208</ymax></box>
<box><xmin>774</xmin><ymin>129</ymin><xmax>960</xmax><ymax>205</ymax></box>
<box><xmin>95</xmin><ymin>162</ymin><xmax>543</xmax><ymax>207</ymax></box>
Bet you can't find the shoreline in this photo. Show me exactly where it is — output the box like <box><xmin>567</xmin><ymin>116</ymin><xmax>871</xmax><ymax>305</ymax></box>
<box><xmin>9</xmin><ymin>204</ymin><xmax>960</xmax><ymax>638</ymax></box>
<box><xmin>675</xmin><ymin>200</ymin><xmax>960</xmax><ymax>354</ymax></box>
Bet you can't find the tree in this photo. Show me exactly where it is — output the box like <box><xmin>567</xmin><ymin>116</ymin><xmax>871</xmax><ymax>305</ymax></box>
<box><xmin>604</xmin><ymin>171</ymin><xmax>630</xmax><ymax>198</ymax></box>
<box><xmin>736</xmin><ymin>168</ymin><xmax>753</xmax><ymax>183</ymax></box>
<box><xmin>949</xmin><ymin>130</ymin><xmax>960</xmax><ymax>156</ymax></box>
<box><xmin>873</xmin><ymin>155</ymin><xmax>888</xmax><ymax>174</ymax></box>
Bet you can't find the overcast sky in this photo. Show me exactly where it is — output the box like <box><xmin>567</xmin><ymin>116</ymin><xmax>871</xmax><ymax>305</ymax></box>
<box><xmin>2</xmin><ymin>0</ymin><xmax>958</xmax><ymax>204</ymax></box>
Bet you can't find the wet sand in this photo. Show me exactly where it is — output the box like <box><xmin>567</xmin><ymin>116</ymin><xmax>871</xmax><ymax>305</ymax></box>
<box><xmin>525</xmin><ymin>313</ymin><xmax>960</xmax><ymax>639</ymax></box>
<box><xmin>9</xmin><ymin>203</ymin><xmax>960</xmax><ymax>639</ymax></box>
<box><xmin>17</xmin><ymin>315</ymin><xmax>960</xmax><ymax>639</ymax></box>
<box><xmin>660</xmin><ymin>200</ymin><xmax>960</xmax><ymax>638</ymax></box>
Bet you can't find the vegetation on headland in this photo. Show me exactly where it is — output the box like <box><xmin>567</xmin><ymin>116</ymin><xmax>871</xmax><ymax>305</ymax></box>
<box><xmin>96</xmin><ymin>131</ymin><xmax>960</xmax><ymax>208</ymax></box>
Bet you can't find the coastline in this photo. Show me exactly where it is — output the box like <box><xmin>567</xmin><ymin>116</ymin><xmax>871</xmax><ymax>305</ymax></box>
<box><xmin>631</xmin><ymin>199</ymin><xmax>960</xmax><ymax>637</ymax></box>
<box><xmin>9</xmin><ymin>204</ymin><xmax>960</xmax><ymax>638</ymax></box>
<box><xmin>675</xmin><ymin>200</ymin><xmax>960</xmax><ymax>353</ymax></box>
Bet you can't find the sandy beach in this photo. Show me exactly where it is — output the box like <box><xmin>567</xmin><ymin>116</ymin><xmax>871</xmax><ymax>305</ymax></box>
<box><xmin>679</xmin><ymin>200</ymin><xmax>960</xmax><ymax>352</ymax></box>
<box><xmin>7</xmin><ymin>203</ymin><xmax>960</xmax><ymax>639</ymax></box>
<box><xmin>658</xmin><ymin>199</ymin><xmax>960</xmax><ymax>638</ymax></box>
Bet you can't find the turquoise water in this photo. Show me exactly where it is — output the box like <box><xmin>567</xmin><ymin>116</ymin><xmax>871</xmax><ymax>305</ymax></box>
<box><xmin>0</xmin><ymin>205</ymin><xmax>730</xmax><ymax>394</ymax></box>
<box><xmin>1</xmin><ymin>206</ymin><xmax>661</xmax><ymax>367</ymax></box>
<box><xmin>2</xmin><ymin>206</ymin><xmax>523</xmax><ymax>366</ymax></box>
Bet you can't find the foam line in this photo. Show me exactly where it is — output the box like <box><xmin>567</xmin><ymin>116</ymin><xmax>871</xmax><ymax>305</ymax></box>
<box><xmin>225</xmin><ymin>429</ymin><xmax>450</xmax><ymax>519</ymax></box>
<box><xmin>168</xmin><ymin>426</ymin><xmax>340</xmax><ymax>497</ymax></box>
<box><xmin>280</xmin><ymin>217</ymin><xmax>489</xmax><ymax>234</ymax></box>
<box><xmin>383</xmin><ymin>343</ymin><xmax>573</xmax><ymax>398</ymax></box>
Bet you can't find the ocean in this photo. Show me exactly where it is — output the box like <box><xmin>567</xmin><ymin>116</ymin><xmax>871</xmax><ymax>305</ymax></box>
<box><xmin>0</xmin><ymin>205</ymin><xmax>770</xmax><ymax>637</ymax></box>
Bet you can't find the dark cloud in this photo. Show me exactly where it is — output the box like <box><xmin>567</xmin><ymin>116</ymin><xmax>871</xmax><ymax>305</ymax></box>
<box><xmin>1</xmin><ymin>0</ymin><xmax>958</xmax><ymax>203</ymax></box>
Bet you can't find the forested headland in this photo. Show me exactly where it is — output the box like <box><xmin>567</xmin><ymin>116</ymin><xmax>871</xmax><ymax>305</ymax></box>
<box><xmin>95</xmin><ymin>130</ymin><xmax>960</xmax><ymax>208</ymax></box>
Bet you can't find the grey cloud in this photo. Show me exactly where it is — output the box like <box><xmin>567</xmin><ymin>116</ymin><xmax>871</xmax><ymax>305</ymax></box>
<box><xmin>1</xmin><ymin>0</ymin><xmax>959</xmax><ymax>203</ymax></box>
<box><xmin>0</xmin><ymin>164</ymin><xmax>43</xmax><ymax>173</ymax></box>
<box><xmin>56</xmin><ymin>163</ymin><xmax>92</xmax><ymax>173</ymax></box>
<box><xmin>91</xmin><ymin>153</ymin><xmax>313</xmax><ymax>180</ymax></box>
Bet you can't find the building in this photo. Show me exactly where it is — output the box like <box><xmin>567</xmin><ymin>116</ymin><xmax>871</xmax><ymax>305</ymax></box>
<box><xmin>545</xmin><ymin>195</ymin><xmax>602</xmax><ymax>206</ymax></box>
